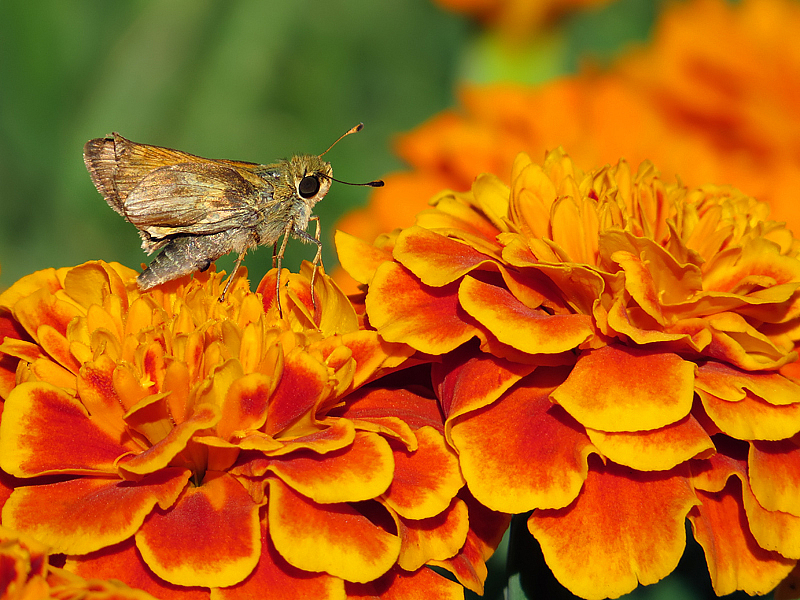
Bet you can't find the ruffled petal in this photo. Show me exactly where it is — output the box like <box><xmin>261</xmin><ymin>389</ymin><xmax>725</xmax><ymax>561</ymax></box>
<box><xmin>450</xmin><ymin>369</ymin><xmax>594</xmax><ymax>512</ymax></box>
<box><xmin>690</xmin><ymin>478</ymin><xmax>795</xmax><ymax>596</ymax></box>
<box><xmin>529</xmin><ymin>462</ymin><xmax>698</xmax><ymax>599</ymax></box>
<box><xmin>366</xmin><ymin>262</ymin><xmax>479</xmax><ymax>353</ymax></box>
<box><xmin>267</xmin><ymin>479</ymin><xmax>400</xmax><ymax>583</ymax></box>
<box><xmin>0</xmin><ymin>381</ymin><xmax>134</xmax><ymax>476</ymax></box>
<box><xmin>135</xmin><ymin>471</ymin><xmax>260</xmax><ymax>588</ymax></box>
<box><xmin>552</xmin><ymin>346</ymin><xmax>695</xmax><ymax>432</ymax></box>
<box><xmin>3</xmin><ymin>468</ymin><xmax>190</xmax><ymax>554</ymax></box>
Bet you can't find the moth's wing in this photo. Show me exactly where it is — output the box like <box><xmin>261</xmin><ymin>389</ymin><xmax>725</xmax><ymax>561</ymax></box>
<box><xmin>122</xmin><ymin>161</ymin><xmax>273</xmax><ymax>240</ymax></box>
<box><xmin>83</xmin><ymin>132</ymin><xmax>263</xmax><ymax>216</ymax></box>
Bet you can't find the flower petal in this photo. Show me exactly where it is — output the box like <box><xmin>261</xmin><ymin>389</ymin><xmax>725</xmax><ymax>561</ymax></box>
<box><xmin>344</xmin><ymin>565</ymin><xmax>464</xmax><ymax>600</ymax></box>
<box><xmin>458</xmin><ymin>275</ymin><xmax>594</xmax><ymax>354</ymax></box>
<box><xmin>552</xmin><ymin>346</ymin><xmax>695</xmax><ymax>432</ymax></box>
<box><xmin>0</xmin><ymin>381</ymin><xmax>133</xmax><ymax>476</ymax></box>
<box><xmin>216</xmin><ymin>515</ymin><xmax>345</xmax><ymax>600</ymax></box>
<box><xmin>451</xmin><ymin>369</ymin><xmax>594</xmax><ymax>512</ymax></box>
<box><xmin>393</xmin><ymin>225</ymin><xmax>499</xmax><ymax>286</ymax></box>
<box><xmin>267</xmin><ymin>479</ymin><xmax>400</xmax><ymax>583</ymax></box>
<box><xmin>334</xmin><ymin>229</ymin><xmax>393</xmax><ymax>286</ymax></box>
<box><xmin>697</xmin><ymin>388</ymin><xmax>800</xmax><ymax>440</ymax></box>
<box><xmin>136</xmin><ymin>471</ymin><xmax>260</xmax><ymax>588</ymax></box>
<box><xmin>265</xmin><ymin>349</ymin><xmax>328</xmax><ymax>436</ymax></box>
<box><xmin>119</xmin><ymin>404</ymin><xmax>222</xmax><ymax>478</ymax></box>
<box><xmin>749</xmin><ymin>440</ymin><xmax>800</xmax><ymax>516</ymax></box>
<box><xmin>434</xmin><ymin>349</ymin><xmax>535</xmax><ymax>445</ymax></box>
<box><xmin>394</xmin><ymin>496</ymin><xmax>469</xmax><ymax>571</ymax></box>
<box><xmin>586</xmin><ymin>414</ymin><xmax>715</xmax><ymax>471</ymax></box>
<box><xmin>529</xmin><ymin>462</ymin><xmax>698</xmax><ymax>599</ymax></box>
<box><xmin>689</xmin><ymin>478</ymin><xmax>795</xmax><ymax>596</ymax></box>
<box><xmin>383</xmin><ymin>426</ymin><xmax>463</xmax><ymax>519</ymax></box>
<box><xmin>67</xmin><ymin>538</ymin><xmax>210</xmax><ymax>600</ymax></box>
<box><xmin>366</xmin><ymin>262</ymin><xmax>479</xmax><ymax>354</ymax></box>
<box><xmin>268</xmin><ymin>432</ymin><xmax>393</xmax><ymax>503</ymax></box>
<box><xmin>3</xmin><ymin>468</ymin><xmax>190</xmax><ymax>554</ymax></box>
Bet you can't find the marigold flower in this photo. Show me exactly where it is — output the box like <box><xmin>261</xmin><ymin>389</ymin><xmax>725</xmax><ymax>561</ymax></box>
<box><xmin>337</xmin><ymin>148</ymin><xmax>800</xmax><ymax>599</ymax></box>
<box><xmin>336</xmin><ymin>0</ymin><xmax>800</xmax><ymax>294</ymax></box>
<box><xmin>0</xmin><ymin>524</ymin><xmax>157</xmax><ymax>599</ymax></box>
<box><xmin>0</xmin><ymin>261</ymin><xmax>495</xmax><ymax>599</ymax></box>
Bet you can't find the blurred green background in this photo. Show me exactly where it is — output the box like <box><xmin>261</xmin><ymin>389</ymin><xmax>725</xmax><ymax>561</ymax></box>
<box><xmin>0</xmin><ymin>0</ymin><xmax>658</xmax><ymax>291</ymax></box>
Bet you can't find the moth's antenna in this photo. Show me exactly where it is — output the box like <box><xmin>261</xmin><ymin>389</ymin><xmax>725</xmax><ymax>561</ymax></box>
<box><xmin>327</xmin><ymin>175</ymin><xmax>384</xmax><ymax>188</ymax></box>
<box><xmin>319</xmin><ymin>123</ymin><xmax>365</xmax><ymax>157</ymax></box>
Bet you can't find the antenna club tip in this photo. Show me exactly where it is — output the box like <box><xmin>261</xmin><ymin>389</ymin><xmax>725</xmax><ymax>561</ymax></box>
<box><xmin>355</xmin><ymin>123</ymin><xmax>364</xmax><ymax>132</ymax></box>
<box><xmin>369</xmin><ymin>180</ymin><xmax>385</xmax><ymax>187</ymax></box>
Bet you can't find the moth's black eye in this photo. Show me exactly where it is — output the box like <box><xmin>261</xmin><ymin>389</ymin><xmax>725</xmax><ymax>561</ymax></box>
<box><xmin>299</xmin><ymin>175</ymin><xmax>321</xmax><ymax>199</ymax></box>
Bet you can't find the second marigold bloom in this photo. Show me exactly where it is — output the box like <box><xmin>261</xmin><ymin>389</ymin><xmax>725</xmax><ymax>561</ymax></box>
<box><xmin>0</xmin><ymin>262</ymin><xmax>482</xmax><ymax>599</ymax></box>
<box><xmin>337</xmin><ymin>148</ymin><xmax>800</xmax><ymax>599</ymax></box>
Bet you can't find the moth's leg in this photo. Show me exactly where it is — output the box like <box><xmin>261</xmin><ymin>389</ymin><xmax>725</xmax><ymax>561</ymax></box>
<box><xmin>292</xmin><ymin>218</ymin><xmax>323</xmax><ymax>313</ymax></box>
<box><xmin>274</xmin><ymin>221</ymin><xmax>293</xmax><ymax>317</ymax></box>
<box><xmin>271</xmin><ymin>242</ymin><xmax>278</xmax><ymax>269</ymax></box>
<box><xmin>220</xmin><ymin>249</ymin><xmax>247</xmax><ymax>302</ymax></box>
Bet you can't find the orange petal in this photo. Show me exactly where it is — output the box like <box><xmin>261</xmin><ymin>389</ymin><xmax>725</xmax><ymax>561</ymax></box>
<box><xmin>365</xmin><ymin>262</ymin><xmax>479</xmax><ymax>354</ymax></box>
<box><xmin>340</xmin><ymin>330</ymin><xmax>415</xmax><ymax>389</ymax></box>
<box><xmin>334</xmin><ymin>229</ymin><xmax>393</xmax><ymax>286</ymax></box>
<box><xmin>586</xmin><ymin>414</ymin><xmax>715</xmax><ymax>471</ymax></box>
<box><xmin>394</xmin><ymin>496</ymin><xmax>469</xmax><ymax>571</ymax></box>
<box><xmin>67</xmin><ymin>538</ymin><xmax>210</xmax><ymax>600</ymax></box>
<box><xmin>431</xmin><ymin>489</ymin><xmax>511</xmax><ymax>595</ymax></box>
<box><xmin>268</xmin><ymin>432</ymin><xmax>393</xmax><ymax>503</ymax></box>
<box><xmin>696</xmin><ymin>361</ymin><xmax>800</xmax><ymax>405</ymax></box>
<box><xmin>136</xmin><ymin>472</ymin><xmax>260</xmax><ymax>588</ymax></box>
<box><xmin>217</xmin><ymin>372</ymin><xmax>275</xmax><ymax>441</ymax></box>
<box><xmin>383</xmin><ymin>426</ymin><xmax>463</xmax><ymax>520</ymax></box>
<box><xmin>529</xmin><ymin>461</ymin><xmax>698</xmax><ymax>599</ymax></box>
<box><xmin>3</xmin><ymin>468</ymin><xmax>189</xmax><ymax>554</ymax></box>
<box><xmin>265</xmin><ymin>349</ymin><xmax>328</xmax><ymax>436</ymax></box>
<box><xmin>697</xmin><ymin>388</ymin><xmax>800</xmax><ymax>440</ymax></box>
<box><xmin>392</xmin><ymin>225</ymin><xmax>499</xmax><ymax>286</ymax></box>
<box><xmin>552</xmin><ymin>345</ymin><xmax>695</xmax><ymax>432</ymax></box>
<box><xmin>216</xmin><ymin>515</ymin><xmax>345</xmax><ymax>600</ymax></box>
<box><xmin>450</xmin><ymin>369</ymin><xmax>595</xmax><ymax>512</ymax></box>
<box><xmin>458</xmin><ymin>276</ymin><xmax>594</xmax><ymax>354</ymax></box>
<box><xmin>62</xmin><ymin>262</ymin><xmax>131</xmax><ymax>312</ymax></box>
<box><xmin>12</xmin><ymin>287</ymin><xmax>83</xmax><ymax>341</ymax></box>
<box><xmin>434</xmin><ymin>348</ymin><xmax>536</xmax><ymax>429</ymax></box>
<box><xmin>77</xmin><ymin>356</ymin><xmax>132</xmax><ymax>443</ymax></box>
<box><xmin>749</xmin><ymin>440</ymin><xmax>800</xmax><ymax>516</ymax></box>
<box><xmin>689</xmin><ymin>478</ymin><xmax>795</xmax><ymax>596</ymax></box>
<box><xmin>0</xmin><ymin>381</ymin><xmax>132</xmax><ymax>476</ymax></box>
<box><xmin>267</xmin><ymin>479</ymin><xmax>400</xmax><ymax>583</ymax></box>
<box><xmin>338</xmin><ymin>387</ymin><xmax>445</xmax><ymax>435</ymax></box>
<box><xmin>119</xmin><ymin>404</ymin><xmax>221</xmax><ymax>478</ymax></box>
<box><xmin>344</xmin><ymin>565</ymin><xmax>463</xmax><ymax>600</ymax></box>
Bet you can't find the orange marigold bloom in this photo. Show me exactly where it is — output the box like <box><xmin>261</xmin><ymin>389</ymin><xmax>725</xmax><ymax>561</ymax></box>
<box><xmin>1</xmin><ymin>525</ymin><xmax>157</xmax><ymax>599</ymax></box>
<box><xmin>0</xmin><ymin>261</ymin><xmax>494</xmax><ymax>599</ymax></box>
<box><xmin>338</xmin><ymin>148</ymin><xmax>800</xmax><ymax>599</ymax></box>
<box><xmin>336</xmin><ymin>0</ymin><xmax>800</xmax><ymax>293</ymax></box>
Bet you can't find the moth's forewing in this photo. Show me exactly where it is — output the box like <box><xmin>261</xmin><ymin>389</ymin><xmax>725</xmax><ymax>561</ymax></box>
<box><xmin>84</xmin><ymin>133</ymin><xmax>211</xmax><ymax>213</ymax></box>
<box><xmin>123</xmin><ymin>162</ymin><xmax>268</xmax><ymax>239</ymax></box>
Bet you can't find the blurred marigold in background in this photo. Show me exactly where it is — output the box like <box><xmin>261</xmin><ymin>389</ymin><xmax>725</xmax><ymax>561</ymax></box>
<box><xmin>337</xmin><ymin>147</ymin><xmax>800</xmax><ymax>599</ymax></box>
<box><xmin>0</xmin><ymin>262</ymin><xmax>507</xmax><ymax>599</ymax></box>
<box><xmin>336</xmin><ymin>0</ymin><xmax>800</xmax><ymax>294</ymax></box>
<box><xmin>433</xmin><ymin>0</ymin><xmax>612</xmax><ymax>39</ymax></box>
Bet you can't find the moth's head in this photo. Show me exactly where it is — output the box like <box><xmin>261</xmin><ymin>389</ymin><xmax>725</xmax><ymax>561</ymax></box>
<box><xmin>287</xmin><ymin>154</ymin><xmax>333</xmax><ymax>207</ymax></box>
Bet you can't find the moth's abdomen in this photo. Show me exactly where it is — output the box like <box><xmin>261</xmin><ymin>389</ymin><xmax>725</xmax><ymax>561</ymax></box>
<box><xmin>137</xmin><ymin>231</ymin><xmax>241</xmax><ymax>290</ymax></box>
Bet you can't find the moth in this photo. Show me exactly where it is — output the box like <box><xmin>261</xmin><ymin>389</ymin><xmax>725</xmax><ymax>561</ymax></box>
<box><xmin>83</xmin><ymin>124</ymin><xmax>382</xmax><ymax>313</ymax></box>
